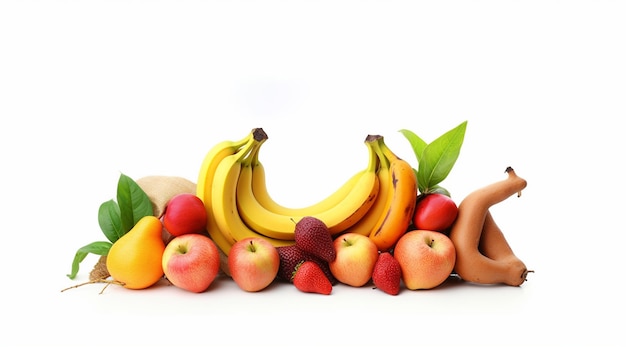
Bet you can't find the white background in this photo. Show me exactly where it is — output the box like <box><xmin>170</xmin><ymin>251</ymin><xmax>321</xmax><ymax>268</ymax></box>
<box><xmin>1</xmin><ymin>1</ymin><xmax>624</xmax><ymax>346</ymax></box>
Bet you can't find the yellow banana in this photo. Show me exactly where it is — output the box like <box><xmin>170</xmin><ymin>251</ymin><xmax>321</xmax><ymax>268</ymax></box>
<box><xmin>211</xmin><ymin>131</ymin><xmax>294</xmax><ymax>251</ymax></box>
<box><xmin>250</xmin><ymin>146</ymin><xmax>368</xmax><ymax>216</ymax></box>
<box><xmin>368</xmin><ymin>137</ymin><xmax>418</xmax><ymax>252</ymax></box>
<box><xmin>343</xmin><ymin>135</ymin><xmax>391</xmax><ymax>236</ymax></box>
<box><xmin>236</xmin><ymin>138</ymin><xmax>297</xmax><ymax>240</ymax></box>
<box><xmin>236</xmin><ymin>136</ymin><xmax>380</xmax><ymax>238</ymax></box>
<box><xmin>318</xmin><ymin>138</ymin><xmax>380</xmax><ymax>234</ymax></box>
<box><xmin>196</xmin><ymin>131</ymin><xmax>255</xmax><ymax>253</ymax></box>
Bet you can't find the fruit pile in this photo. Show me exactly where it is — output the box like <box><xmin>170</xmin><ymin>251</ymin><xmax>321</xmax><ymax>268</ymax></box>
<box><xmin>64</xmin><ymin>122</ymin><xmax>532</xmax><ymax>295</ymax></box>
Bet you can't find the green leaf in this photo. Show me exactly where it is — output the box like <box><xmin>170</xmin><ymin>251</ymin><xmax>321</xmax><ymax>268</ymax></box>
<box><xmin>399</xmin><ymin>129</ymin><xmax>428</xmax><ymax>163</ymax></box>
<box><xmin>98</xmin><ymin>199</ymin><xmax>122</xmax><ymax>243</ymax></box>
<box><xmin>66</xmin><ymin>173</ymin><xmax>153</xmax><ymax>280</ymax></box>
<box><xmin>66</xmin><ymin>241</ymin><xmax>112</xmax><ymax>279</ymax></box>
<box><xmin>116</xmin><ymin>173</ymin><xmax>153</xmax><ymax>234</ymax></box>
<box><xmin>427</xmin><ymin>185</ymin><xmax>451</xmax><ymax>197</ymax></box>
<box><xmin>417</xmin><ymin>121</ymin><xmax>467</xmax><ymax>193</ymax></box>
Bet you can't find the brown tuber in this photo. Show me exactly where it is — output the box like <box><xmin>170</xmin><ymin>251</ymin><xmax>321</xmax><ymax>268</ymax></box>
<box><xmin>449</xmin><ymin>167</ymin><xmax>532</xmax><ymax>286</ymax></box>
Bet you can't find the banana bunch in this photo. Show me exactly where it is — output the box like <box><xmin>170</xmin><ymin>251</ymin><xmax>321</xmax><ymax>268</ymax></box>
<box><xmin>196</xmin><ymin>128</ymin><xmax>382</xmax><ymax>254</ymax></box>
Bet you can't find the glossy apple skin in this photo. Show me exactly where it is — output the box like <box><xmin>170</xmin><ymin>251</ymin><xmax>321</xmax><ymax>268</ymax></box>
<box><xmin>228</xmin><ymin>237</ymin><xmax>280</xmax><ymax>292</ymax></box>
<box><xmin>162</xmin><ymin>234</ymin><xmax>221</xmax><ymax>293</ymax></box>
<box><xmin>329</xmin><ymin>233</ymin><xmax>379</xmax><ymax>287</ymax></box>
<box><xmin>393</xmin><ymin>229</ymin><xmax>456</xmax><ymax>290</ymax></box>
<box><xmin>162</xmin><ymin>193</ymin><xmax>208</xmax><ymax>237</ymax></box>
<box><xmin>413</xmin><ymin>193</ymin><xmax>458</xmax><ymax>233</ymax></box>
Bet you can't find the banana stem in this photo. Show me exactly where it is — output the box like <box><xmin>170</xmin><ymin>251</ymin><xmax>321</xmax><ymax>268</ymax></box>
<box><xmin>252</xmin><ymin>128</ymin><xmax>268</xmax><ymax>142</ymax></box>
<box><xmin>378</xmin><ymin>138</ymin><xmax>400</xmax><ymax>162</ymax></box>
<box><xmin>245</xmin><ymin>137</ymin><xmax>263</xmax><ymax>167</ymax></box>
<box><xmin>366</xmin><ymin>135</ymin><xmax>390</xmax><ymax>169</ymax></box>
<box><xmin>366</xmin><ymin>139</ymin><xmax>381</xmax><ymax>172</ymax></box>
<box><xmin>241</xmin><ymin>129</ymin><xmax>267</xmax><ymax>165</ymax></box>
<box><xmin>235</xmin><ymin>131</ymin><xmax>257</xmax><ymax>150</ymax></box>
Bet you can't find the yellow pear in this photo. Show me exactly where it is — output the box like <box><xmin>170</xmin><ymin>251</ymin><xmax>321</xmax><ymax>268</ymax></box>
<box><xmin>106</xmin><ymin>215</ymin><xmax>166</xmax><ymax>289</ymax></box>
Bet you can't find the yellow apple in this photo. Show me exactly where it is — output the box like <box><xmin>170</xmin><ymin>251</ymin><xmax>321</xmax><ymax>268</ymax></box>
<box><xmin>329</xmin><ymin>232</ymin><xmax>379</xmax><ymax>287</ymax></box>
<box><xmin>228</xmin><ymin>237</ymin><xmax>280</xmax><ymax>292</ymax></box>
<box><xmin>162</xmin><ymin>234</ymin><xmax>221</xmax><ymax>293</ymax></box>
<box><xmin>393</xmin><ymin>229</ymin><xmax>456</xmax><ymax>290</ymax></box>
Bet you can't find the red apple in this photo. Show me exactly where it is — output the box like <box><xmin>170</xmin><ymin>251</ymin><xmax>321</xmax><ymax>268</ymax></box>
<box><xmin>162</xmin><ymin>193</ymin><xmax>208</xmax><ymax>237</ymax></box>
<box><xmin>228</xmin><ymin>237</ymin><xmax>280</xmax><ymax>292</ymax></box>
<box><xmin>329</xmin><ymin>232</ymin><xmax>379</xmax><ymax>287</ymax></box>
<box><xmin>413</xmin><ymin>193</ymin><xmax>458</xmax><ymax>232</ymax></box>
<box><xmin>393</xmin><ymin>229</ymin><xmax>456</xmax><ymax>290</ymax></box>
<box><xmin>162</xmin><ymin>233</ymin><xmax>221</xmax><ymax>293</ymax></box>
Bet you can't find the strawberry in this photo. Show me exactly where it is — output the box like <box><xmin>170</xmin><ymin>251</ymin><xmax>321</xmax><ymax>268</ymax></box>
<box><xmin>276</xmin><ymin>245</ymin><xmax>337</xmax><ymax>284</ymax></box>
<box><xmin>292</xmin><ymin>261</ymin><xmax>332</xmax><ymax>295</ymax></box>
<box><xmin>294</xmin><ymin>216</ymin><xmax>336</xmax><ymax>262</ymax></box>
<box><xmin>372</xmin><ymin>251</ymin><xmax>402</xmax><ymax>295</ymax></box>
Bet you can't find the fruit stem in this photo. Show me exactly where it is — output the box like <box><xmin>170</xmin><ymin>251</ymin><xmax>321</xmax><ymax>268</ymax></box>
<box><xmin>248</xmin><ymin>240</ymin><xmax>257</xmax><ymax>252</ymax></box>
<box><xmin>504</xmin><ymin>167</ymin><xmax>524</xmax><ymax>197</ymax></box>
<box><xmin>522</xmin><ymin>269</ymin><xmax>535</xmax><ymax>281</ymax></box>
<box><xmin>252</xmin><ymin>128</ymin><xmax>268</xmax><ymax>142</ymax></box>
<box><xmin>60</xmin><ymin>278</ymin><xmax>125</xmax><ymax>294</ymax></box>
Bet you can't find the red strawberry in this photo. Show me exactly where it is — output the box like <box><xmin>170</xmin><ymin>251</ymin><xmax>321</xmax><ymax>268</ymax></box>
<box><xmin>292</xmin><ymin>261</ymin><xmax>332</xmax><ymax>295</ymax></box>
<box><xmin>372</xmin><ymin>251</ymin><xmax>402</xmax><ymax>295</ymax></box>
<box><xmin>276</xmin><ymin>245</ymin><xmax>337</xmax><ymax>284</ymax></box>
<box><xmin>294</xmin><ymin>216</ymin><xmax>336</xmax><ymax>262</ymax></box>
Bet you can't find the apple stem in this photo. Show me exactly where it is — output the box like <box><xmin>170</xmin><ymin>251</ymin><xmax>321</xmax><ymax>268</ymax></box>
<box><xmin>427</xmin><ymin>238</ymin><xmax>435</xmax><ymax>247</ymax></box>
